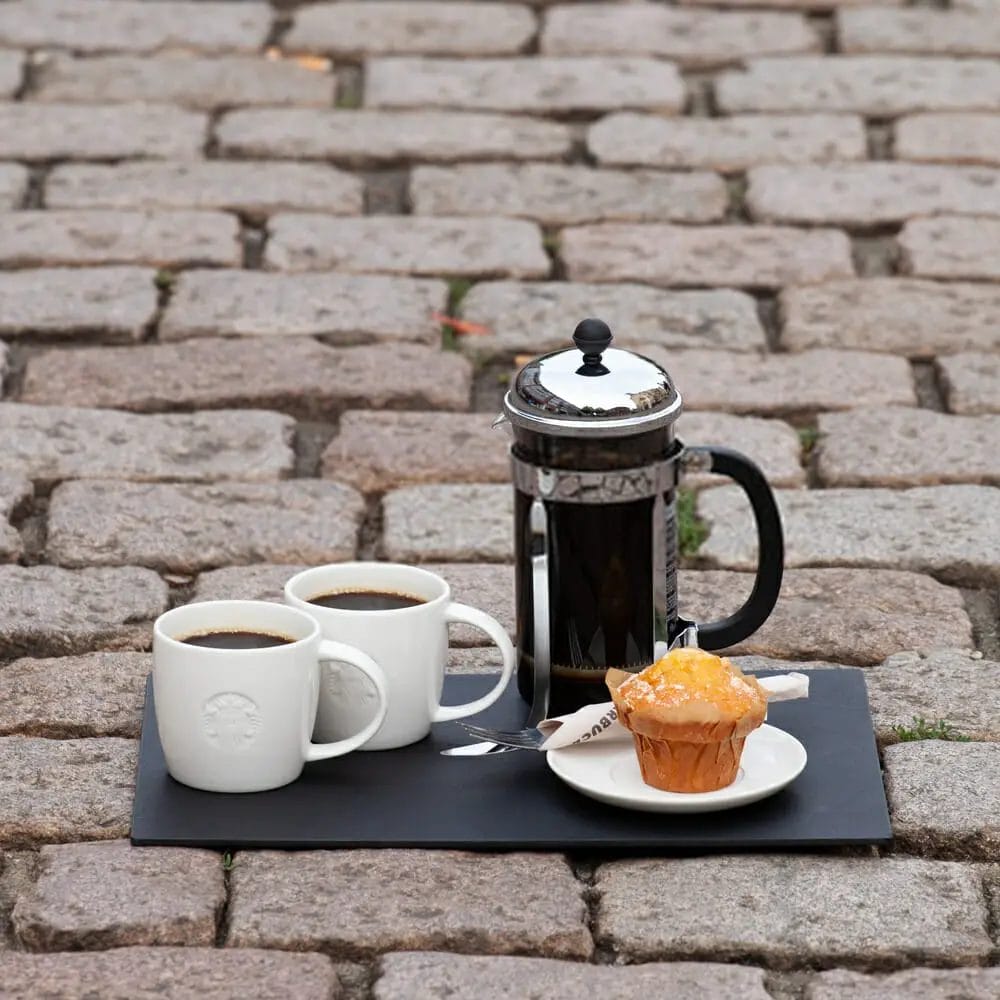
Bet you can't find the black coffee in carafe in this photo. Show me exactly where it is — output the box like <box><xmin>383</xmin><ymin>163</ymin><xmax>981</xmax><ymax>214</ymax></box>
<box><xmin>500</xmin><ymin>319</ymin><xmax>784</xmax><ymax>716</ymax></box>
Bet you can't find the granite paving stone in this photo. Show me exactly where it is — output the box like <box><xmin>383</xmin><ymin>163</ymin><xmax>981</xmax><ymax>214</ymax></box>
<box><xmin>446</xmin><ymin>647</ymin><xmax>506</xmax><ymax>674</ymax></box>
<box><xmin>779</xmin><ymin>279</ymin><xmax>1000</xmax><ymax>357</ymax></box>
<box><xmin>0</xmin><ymin>404</ymin><xmax>294</xmax><ymax>485</ymax></box>
<box><xmin>0</xmin><ymin>163</ymin><xmax>26</xmax><ymax>209</ymax></box>
<box><xmin>46</xmin><ymin>162</ymin><xmax>363</xmax><ymax>216</ymax></box>
<box><xmin>838</xmin><ymin>9</ymin><xmax>1000</xmax><ymax>58</ymax></box>
<box><xmin>285</xmin><ymin>2</ymin><xmax>536</xmax><ymax>57</ymax></box>
<box><xmin>0</xmin><ymin>267</ymin><xmax>157</xmax><ymax>342</ymax></box>
<box><xmin>677</xmin><ymin>0</ymin><xmax>903</xmax><ymax>6</ymax></box>
<box><xmin>637</xmin><ymin>347</ymin><xmax>916</xmax><ymax>414</ymax></box>
<box><xmin>541</xmin><ymin>4</ymin><xmax>817</xmax><ymax>67</ymax></box>
<box><xmin>191</xmin><ymin>564</ymin><xmax>307</xmax><ymax>605</ymax></box>
<box><xmin>747</xmin><ymin>163</ymin><xmax>1000</xmax><ymax>226</ymax></box>
<box><xmin>0</xmin><ymin>0</ymin><xmax>271</xmax><ymax>53</ymax></box>
<box><xmin>900</xmin><ymin>216</ymin><xmax>1000</xmax><ymax>280</ymax></box>
<box><xmin>364</xmin><ymin>57</ymin><xmax>685</xmax><ymax>115</ymax></box>
<box><xmin>699</xmin><ymin>484</ymin><xmax>1000</xmax><ymax>586</ymax></box>
<box><xmin>0</xmin><ymin>652</ymin><xmax>149</xmax><ymax>738</ymax></box>
<box><xmin>0</xmin><ymin>473</ymin><xmax>30</xmax><ymax>562</ymax></box>
<box><xmin>227</xmin><ymin>850</ymin><xmax>591</xmax><ymax>959</ymax></box>
<box><xmin>883</xmin><ymin>742</ymin><xmax>1000</xmax><ymax>860</ymax></box>
<box><xmin>410</xmin><ymin>164</ymin><xmax>726</xmax><ymax>225</ymax></box>
<box><xmin>867</xmin><ymin>649</ymin><xmax>1000</xmax><ymax>744</ymax></box>
<box><xmin>895</xmin><ymin>113</ymin><xmax>1000</xmax><ymax>166</ymax></box>
<box><xmin>0</xmin><ymin>852</ymin><xmax>38</xmax><ymax>949</ymax></box>
<box><xmin>936</xmin><ymin>352</ymin><xmax>1000</xmax><ymax>415</ymax></box>
<box><xmin>0</xmin><ymin>565</ymin><xmax>166</xmax><ymax>659</ymax></box>
<box><xmin>216</xmin><ymin>109</ymin><xmax>573</xmax><ymax>164</ymax></box>
<box><xmin>323</xmin><ymin>411</ymin><xmax>509</xmax><ymax>492</ymax></box>
<box><xmin>0</xmin><ymin>51</ymin><xmax>22</xmax><ymax>97</ymax></box>
<box><xmin>33</xmin><ymin>53</ymin><xmax>335</xmax><ymax>111</ymax></box>
<box><xmin>382</xmin><ymin>485</ymin><xmax>513</xmax><ymax>562</ymax></box>
<box><xmin>265</xmin><ymin>215</ymin><xmax>549</xmax><ymax>278</ymax></box>
<box><xmin>807</xmin><ymin>968</ymin><xmax>1000</xmax><ymax>1000</ymax></box>
<box><xmin>160</xmin><ymin>271</ymin><xmax>447</xmax><ymax>345</ymax></box>
<box><xmin>562</xmin><ymin>224</ymin><xmax>854</xmax><ymax>288</ymax></box>
<box><xmin>675</xmin><ymin>412</ymin><xmax>805</xmax><ymax>489</ymax></box>
<box><xmin>595</xmin><ymin>855</ymin><xmax>991</xmax><ymax>968</ymax></box>
<box><xmin>0</xmin><ymin>211</ymin><xmax>240</xmax><ymax>268</ymax></box>
<box><xmin>716</xmin><ymin>56</ymin><xmax>1000</xmax><ymax>115</ymax></box>
<box><xmin>419</xmin><ymin>564</ymin><xmax>514</xmax><ymax>646</ymax></box>
<box><xmin>587</xmin><ymin>112</ymin><xmax>866</xmax><ymax>171</ymax></box>
<box><xmin>12</xmin><ymin>841</ymin><xmax>224</xmax><ymax>950</ymax></box>
<box><xmin>955</xmin><ymin>0</ymin><xmax>993</xmax><ymax>9</ymax></box>
<box><xmin>0</xmin><ymin>103</ymin><xmax>207</xmax><ymax>161</ymax></box>
<box><xmin>0</xmin><ymin>737</ymin><xmax>137</xmax><ymax>848</ymax></box>
<box><xmin>819</xmin><ymin>407</ymin><xmax>1000</xmax><ymax>486</ymax></box>
<box><xmin>21</xmin><ymin>340</ymin><xmax>472</xmax><ymax>417</ymax></box>
<box><xmin>0</xmin><ymin>948</ymin><xmax>338</xmax><ymax>1000</ymax></box>
<box><xmin>376</xmin><ymin>953</ymin><xmax>770</xmax><ymax>1000</ymax></box>
<box><xmin>680</xmin><ymin>568</ymin><xmax>972</xmax><ymax>665</ymax></box>
<box><xmin>460</xmin><ymin>282</ymin><xmax>766</xmax><ymax>359</ymax></box>
<box><xmin>46</xmin><ymin>480</ymin><xmax>366</xmax><ymax>572</ymax></box>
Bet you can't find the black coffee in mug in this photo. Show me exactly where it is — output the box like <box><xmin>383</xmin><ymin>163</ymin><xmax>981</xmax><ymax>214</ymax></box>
<box><xmin>308</xmin><ymin>589</ymin><xmax>425</xmax><ymax>612</ymax></box>
<box><xmin>179</xmin><ymin>630</ymin><xmax>294</xmax><ymax>650</ymax></box>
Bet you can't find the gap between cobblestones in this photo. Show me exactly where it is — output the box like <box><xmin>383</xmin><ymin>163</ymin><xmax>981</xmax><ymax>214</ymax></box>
<box><xmin>962</xmin><ymin>589</ymin><xmax>1000</xmax><ymax>661</ymax></box>
<box><xmin>240</xmin><ymin>222</ymin><xmax>267</xmax><ymax>270</ymax></box>
<box><xmin>807</xmin><ymin>14</ymin><xmax>835</xmax><ymax>56</ymax></box>
<box><xmin>265</xmin><ymin>8</ymin><xmax>293</xmax><ymax>54</ymax></box>
<box><xmin>336</xmin><ymin>63</ymin><xmax>364</xmax><ymax>111</ymax></box>
<box><xmin>851</xmin><ymin>233</ymin><xmax>900</xmax><ymax>277</ymax></box>
<box><xmin>21</xmin><ymin>166</ymin><xmax>45</xmax><ymax>210</ymax></box>
<box><xmin>911</xmin><ymin>360</ymin><xmax>946</xmax><ymax>412</ymax></box>
<box><xmin>866</xmin><ymin>120</ymin><xmax>894</xmax><ymax>161</ymax></box>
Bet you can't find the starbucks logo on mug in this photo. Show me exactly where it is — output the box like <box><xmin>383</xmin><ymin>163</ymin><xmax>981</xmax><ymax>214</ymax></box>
<box><xmin>202</xmin><ymin>692</ymin><xmax>261</xmax><ymax>749</ymax></box>
<box><xmin>324</xmin><ymin>661</ymin><xmax>377</xmax><ymax>707</ymax></box>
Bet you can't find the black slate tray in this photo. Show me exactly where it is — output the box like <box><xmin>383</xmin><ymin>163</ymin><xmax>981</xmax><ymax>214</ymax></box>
<box><xmin>131</xmin><ymin>668</ymin><xmax>891</xmax><ymax>851</ymax></box>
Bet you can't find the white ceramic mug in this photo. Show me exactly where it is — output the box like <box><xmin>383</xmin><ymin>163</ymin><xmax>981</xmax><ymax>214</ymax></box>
<box><xmin>285</xmin><ymin>563</ymin><xmax>516</xmax><ymax>750</ymax></box>
<box><xmin>152</xmin><ymin>600</ymin><xmax>388</xmax><ymax>792</ymax></box>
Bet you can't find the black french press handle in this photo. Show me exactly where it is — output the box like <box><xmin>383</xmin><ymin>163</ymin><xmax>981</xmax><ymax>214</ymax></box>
<box><xmin>687</xmin><ymin>445</ymin><xmax>784</xmax><ymax>651</ymax></box>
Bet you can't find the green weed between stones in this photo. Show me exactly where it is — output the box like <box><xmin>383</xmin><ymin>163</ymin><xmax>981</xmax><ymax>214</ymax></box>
<box><xmin>334</xmin><ymin>90</ymin><xmax>361</xmax><ymax>110</ymax></box>
<box><xmin>542</xmin><ymin>232</ymin><xmax>561</xmax><ymax>255</ymax></box>
<box><xmin>441</xmin><ymin>278</ymin><xmax>475</xmax><ymax>350</ymax></box>
<box><xmin>677</xmin><ymin>488</ymin><xmax>708</xmax><ymax>558</ymax></box>
<box><xmin>154</xmin><ymin>269</ymin><xmax>175</xmax><ymax>292</ymax></box>
<box><xmin>222</xmin><ymin>851</ymin><xmax>234</xmax><ymax>871</ymax></box>
<box><xmin>892</xmin><ymin>717</ymin><xmax>970</xmax><ymax>743</ymax></box>
<box><xmin>798</xmin><ymin>426</ymin><xmax>821</xmax><ymax>458</ymax></box>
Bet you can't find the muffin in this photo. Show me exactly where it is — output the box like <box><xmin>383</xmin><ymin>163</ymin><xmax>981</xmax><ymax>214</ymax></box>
<box><xmin>606</xmin><ymin>648</ymin><xmax>767</xmax><ymax>793</ymax></box>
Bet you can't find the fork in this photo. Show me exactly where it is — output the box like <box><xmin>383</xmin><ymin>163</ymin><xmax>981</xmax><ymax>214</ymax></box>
<box><xmin>458</xmin><ymin>722</ymin><xmax>547</xmax><ymax>751</ymax></box>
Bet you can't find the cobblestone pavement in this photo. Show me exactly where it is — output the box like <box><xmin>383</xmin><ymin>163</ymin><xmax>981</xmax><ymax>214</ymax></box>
<box><xmin>0</xmin><ymin>1</ymin><xmax>998</xmax><ymax>997</ymax></box>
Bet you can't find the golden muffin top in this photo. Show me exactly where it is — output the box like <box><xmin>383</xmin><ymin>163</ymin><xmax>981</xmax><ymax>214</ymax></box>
<box><xmin>611</xmin><ymin>648</ymin><xmax>766</xmax><ymax>725</ymax></box>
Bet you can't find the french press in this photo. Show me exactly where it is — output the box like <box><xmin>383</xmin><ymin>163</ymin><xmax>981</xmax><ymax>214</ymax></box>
<box><xmin>498</xmin><ymin>318</ymin><xmax>785</xmax><ymax>716</ymax></box>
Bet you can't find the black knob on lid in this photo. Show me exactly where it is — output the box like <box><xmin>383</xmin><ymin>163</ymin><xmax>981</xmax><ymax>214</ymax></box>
<box><xmin>573</xmin><ymin>318</ymin><xmax>613</xmax><ymax>376</ymax></box>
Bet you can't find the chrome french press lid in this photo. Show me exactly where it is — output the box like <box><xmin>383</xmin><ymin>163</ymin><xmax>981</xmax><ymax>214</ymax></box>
<box><xmin>502</xmin><ymin>318</ymin><xmax>682</xmax><ymax>437</ymax></box>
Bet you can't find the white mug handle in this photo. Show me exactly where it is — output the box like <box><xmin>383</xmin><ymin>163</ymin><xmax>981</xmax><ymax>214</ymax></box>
<box><xmin>432</xmin><ymin>602</ymin><xmax>516</xmax><ymax>723</ymax></box>
<box><xmin>306</xmin><ymin>639</ymin><xmax>389</xmax><ymax>762</ymax></box>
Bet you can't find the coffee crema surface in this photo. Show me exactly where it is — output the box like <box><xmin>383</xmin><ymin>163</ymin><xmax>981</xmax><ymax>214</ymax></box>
<box><xmin>308</xmin><ymin>589</ymin><xmax>425</xmax><ymax>612</ymax></box>
<box><xmin>179</xmin><ymin>630</ymin><xmax>294</xmax><ymax>649</ymax></box>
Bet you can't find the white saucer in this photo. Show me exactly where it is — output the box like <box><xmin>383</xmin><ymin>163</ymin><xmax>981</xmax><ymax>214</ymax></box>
<box><xmin>545</xmin><ymin>725</ymin><xmax>807</xmax><ymax>814</ymax></box>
